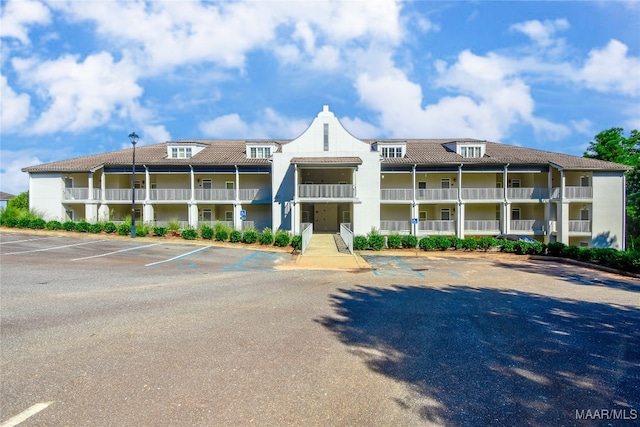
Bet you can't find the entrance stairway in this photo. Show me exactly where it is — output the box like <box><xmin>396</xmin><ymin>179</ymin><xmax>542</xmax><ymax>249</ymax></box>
<box><xmin>295</xmin><ymin>233</ymin><xmax>370</xmax><ymax>271</ymax></box>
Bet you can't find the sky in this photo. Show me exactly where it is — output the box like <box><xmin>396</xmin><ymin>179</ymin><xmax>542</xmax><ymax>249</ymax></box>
<box><xmin>1</xmin><ymin>0</ymin><xmax>639</xmax><ymax>195</ymax></box>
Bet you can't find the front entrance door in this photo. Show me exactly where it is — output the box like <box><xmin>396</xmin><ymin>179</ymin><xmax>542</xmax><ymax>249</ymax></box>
<box><xmin>314</xmin><ymin>204</ymin><xmax>338</xmax><ymax>232</ymax></box>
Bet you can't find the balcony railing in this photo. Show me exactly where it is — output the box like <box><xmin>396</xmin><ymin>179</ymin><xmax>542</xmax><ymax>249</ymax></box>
<box><xmin>464</xmin><ymin>220</ymin><xmax>501</xmax><ymax>232</ymax></box>
<box><xmin>461</xmin><ymin>188</ymin><xmax>504</xmax><ymax>200</ymax></box>
<box><xmin>104</xmin><ymin>189</ymin><xmax>145</xmax><ymax>201</ymax></box>
<box><xmin>507</xmin><ymin>187</ymin><xmax>550</xmax><ymax>200</ymax></box>
<box><xmin>417</xmin><ymin>188</ymin><xmax>458</xmax><ymax>201</ymax></box>
<box><xmin>510</xmin><ymin>220</ymin><xmax>545</xmax><ymax>232</ymax></box>
<box><xmin>194</xmin><ymin>189</ymin><xmax>234</xmax><ymax>201</ymax></box>
<box><xmin>62</xmin><ymin>188</ymin><xmax>101</xmax><ymax>200</ymax></box>
<box><xmin>380</xmin><ymin>220</ymin><xmax>411</xmax><ymax>232</ymax></box>
<box><xmin>552</xmin><ymin>186</ymin><xmax>593</xmax><ymax>200</ymax></box>
<box><xmin>381</xmin><ymin>188</ymin><xmax>413</xmax><ymax>201</ymax></box>
<box><xmin>419</xmin><ymin>220</ymin><xmax>456</xmax><ymax>232</ymax></box>
<box><xmin>569</xmin><ymin>220</ymin><xmax>591</xmax><ymax>233</ymax></box>
<box><xmin>150</xmin><ymin>189</ymin><xmax>191</xmax><ymax>201</ymax></box>
<box><xmin>298</xmin><ymin>184</ymin><xmax>354</xmax><ymax>198</ymax></box>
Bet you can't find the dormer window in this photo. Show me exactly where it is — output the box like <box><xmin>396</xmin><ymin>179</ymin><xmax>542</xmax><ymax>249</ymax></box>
<box><xmin>171</xmin><ymin>147</ymin><xmax>192</xmax><ymax>159</ymax></box>
<box><xmin>377</xmin><ymin>142</ymin><xmax>406</xmax><ymax>158</ymax></box>
<box><xmin>460</xmin><ymin>146</ymin><xmax>483</xmax><ymax>158</ymax></box>
<box><xmin>249</xmin><ymin>146</ymin><xmax>271</xmax><ymax>158</ymax></box>
<box><xmin>443</xmin><ymin>141</ymin><xmax>486</xmax><ymax>158</ymax></box>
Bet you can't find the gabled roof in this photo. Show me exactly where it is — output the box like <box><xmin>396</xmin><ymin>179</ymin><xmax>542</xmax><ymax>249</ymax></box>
<box><xmin>23</xmin><ymin>137</ymin><xmax>628</xmax><ymax>173</ymax></box>
<box><xmin>0</xmin><ymin>191</ymin><xmax>16</xmax><ymax>200</ymax></box>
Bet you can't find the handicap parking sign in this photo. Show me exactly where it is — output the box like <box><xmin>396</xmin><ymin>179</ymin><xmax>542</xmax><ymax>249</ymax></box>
<box><xmin>240</xmin><ymin>209</ymin><xmax>247</xmax><ymax>220</ymax></box>
<box><xmin>411</xmin><ymin>218</ymin><xmax>418</xmax><ymax>224</ymax></box>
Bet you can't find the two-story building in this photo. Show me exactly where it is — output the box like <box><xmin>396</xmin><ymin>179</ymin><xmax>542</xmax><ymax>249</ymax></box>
<box><xmin>23</xmin><ymin>105</ymin><xmax>629</xmax><ymax>248</ymax></box>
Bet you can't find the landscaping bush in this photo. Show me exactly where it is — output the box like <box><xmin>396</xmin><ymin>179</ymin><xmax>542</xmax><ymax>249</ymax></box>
<box><xmin>561</xmin><ymin>245</ymin><xmax>581</xmax><ymax>260</ymax></box>
<box><xmin>153</xmin><ymin>226</ymin><xmax>168</xmax><ymax>237</ymax></box>
<box><xmin>88</xmin><ymin>223</ymin><xmax>103</xmax><ymax>233</ymax></box>
<box><xmin>2</xmin><ymin>217</ymin><xmax>17</xmax><ymax>227</ymax></box>
<box><xmin>181</xmin><ymin>228</ymin><xmax>197</xmax><ymax>240</ymax></box>
<box><xmin>401</xmin><ymin>234</ymin><xmax>418</xmax><ymax>249</ymax></box>
<box><xmin>418</xmin><ymin>237</ymin><xmax>436</xmax><ymax>251</ymax></box>
<box><xmin>46</xmin><ymin>220</ymin><xmax>63</xmax><ymax>230</ymax></box>
<box><xmin>577</xmin><ymin>247</ymin><xmax>594</xmax><ymax>263</ymax></box>
<box><xmin>613</xmin><ymin>251</ymin><xmax>640</xmax><ymax>273</ymax></box>
<box><xmin>290</xmin><ymin>235</ymin><xmax>302</xmax><ymax>250</ymax></box>
<box><xmin>546</xmin><ymin>242</ymin><xmax>566</xmax><ymax>257</ymax></box>
<box><xmin>76</xmin><ymin>220</ymin><xmax>90</xmax><ymax>232</ymax></box>
<box><xmin>448</xmin><ymin>237</ymin><xmax>464</xmax><ymax>250</ymax></box>
<box><xmin>274</xmin><ymin>230</ymin><xmax>291</xmax><ymax>247</ymax></box>
<box><xmin>117</xmin><ymin>223</ymin><xmax>130</xmax><ymax>236</ymax></box>
<box><xmin>477</xmin><ymin>236</ymin><xmax>497</xmax><ymax>251</ymax></box>
<box><xmin>103</xmin><ymin>222</ymin><xmax>117</xmax><ymax>233</ymax></box>
<box><xmin>353</xmin><ymin>235</ymin><xmax>368</xmax><ymax>250</ymax></box>
<box><xmin>214</xmin><ymin>229</ymin><xmax>229</xmax><ymax>241</ymax></box>
<box><xmin>17</xmin><ymin>217</ymin><xmax>30</xmax><ymax>228</ymax></box>
<box><xmin>367</xmin><ymin>230</ymin><xmax>385</xmax><ymax>251</ymax></box>
<box><xmin>591</xmin><ymin>248</ymin><xmax>618</xmax><ymax>266</ymax></box>
<box><xmin>166</xmin><ymin>218</ymin><xmax>181</xmax><ymax>235</ymax></box>
<box><xmin>136</xmin><ymin>224</ymin><xmax>150</xmax><ymax>237</ymax></box>
<box><xmin>433</xmin><ymin>236</ymin><xmax>452</xmax><ymax>251</ymax></box>
<box><xmin>200</xmin><ymin>225</ymin><xmax>214</xmax><ymax>240</ymax></box>
<box><xmin>63</xmin><ymin>221</ymin><xmax>76</xmax><ymax>231</ymax></box>
<box><xmin>386</xmin><ymin>234</ymin><xmax>402</xmax><ymax>249</ymax></box>
<box><xmin>461</xmin><ymin>238</ymin><xmax>478</xmax><ymax>251</ymax></box>
<box><xmin>229</xmin><ymin>230</ymin><xmax>242</xmax><ymax>243</ymax></box>
<box><xmin>242</xmin><ymin>228</ymin><xmax>258</xmax><ymax>244</ymax></box>
<box><xmin>498</xmin><ymin>239</ymin><xmax>516</xmax><ymax>253</ymax></box>
<box><xmin>29</xmin><ymin>218</ymin><xmax>46</xmax><ymax>229</ymax></box>
<box><xmin>258</xmin><ymin>227</ymin><xmax>274</xmax><ymax>245</ymax></box>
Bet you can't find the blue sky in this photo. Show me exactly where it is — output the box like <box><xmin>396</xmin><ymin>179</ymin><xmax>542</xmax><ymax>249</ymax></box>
<box><xmin>1</xmin><ymin>0</ymin><xmax>639</xmax><ymax>195</ymax></box>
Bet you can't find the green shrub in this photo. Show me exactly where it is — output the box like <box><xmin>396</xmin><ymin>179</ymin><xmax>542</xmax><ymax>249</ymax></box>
<box><xmin>561</xmin><ymin>245</ymin><xmax>581</xmax><ymax>260</ymax></box>
<box><xmin>592</xmin><ymin>248</ymin><xmax>618</xmax><ymax>266</ymax></box>
<box><xmin>433</xmin><ymin>236</ymin><xmax>452</xmax><ymax>251</ymax></box>
<box><xmin>577</xmin><ymin>247</ymin><xmax>593</xmax><ymax>262</ymax></box>
<box><xmin>290</xmin><ymin>235</ymin><xmax>302</xmax><ymax>250</ymax></box>
<box><xmin>498</xmin><ymin>239</ymin><xmax>516</xmax><ymax>253</ymax></box>
<box><xmin>368</xmin><ymin>234</ymin><xmax>385</xmax><ymax>251</ymax></box>
<box><xmin>214</xmin><ymin>229</ymin><xmax>229</xmax><ymax>241</ymax></box>
<box><xmin>259</xmin><ymin>227</ymin><xmax>274</xmax><ymax>245</ymax></box>
<box><xmin>29</xmin><ymin>218</ymin><xmax>46</xmax><ymax>229</ymax></box>
<box><xmin>419</xmin><ymin>237</ymin><xmax>436</xmax><ymax>251</ymax></box>
<box><xmin>229</xmin><ymin>230</ymin><xmax>242</xmax><ymax>243</ymax></box>
<box><xmin>242</xmin><ymin>228</ymin><xmax>258</xmax><ymax>244</ymax></box>
<box><xmin>386</xmin><ymin>234</ymin><xmax>402</xmax><ymax>249</ymax></box>
<box><xmin>117</xmin><ymin>223</ymin><xmax>130</xmax><ymax>236</ymax></box>
<box><xmin>88</xmin><ymin>223</ymin><xmax>103</xmax><ymax>233</ymax></box>
<box><xmin>46</xmin><ymin>220</ymin><xmax>63</xmax><ymax>230</ymax></box>
<box><xmin>462</xmin><ymin>238</ymin><xmax>478</xmax><ymax>251</ymax></box>
<box><xmin>166</xmin><ymin>218</ymin><xmax>181</xmax><ymax>234</ymax></box>
<box><xmin>200</xmin><ymin>225</ymin><xmax>214</xmax><ymax>240</ymax></box>
<box><xmin>274</xmin><ymin>230</ymin><xmax>291</xmax><ymax>247</ymax></box>
<box><xmin>63</xmin><ymin>221</ymin><xmax>76</xmax><ymax>231</ymax></box>
<box><xmin>477</xmin><ymin>236</ymin><xmax>497</xmax><ymax>251</ymax></box>
<box><xmin>547</xmin><ymin>242</ymin><xmax>566</xmax><ymax>257</ymax></box>
<box><xmin>153</xmin><ymin>226</ymin><xmax>167</xmax><ymax>237</ymax></box>
<box><xmin>353</xmin><ymin>235</ymin><xmax>368</xmax><ymax>250</ymax></box>
<box><xmin>181</xmin><ymin>228</ymin><xmax>197</xmax><ymax>240</ymax></box>
<box><xmin>448</xmin><ymin>237</ymin><xmax>464</xmax><ymax>250</ymax></box>
<box><xmin>527</xmin><ymin>242</ymin><xmax>545</xmax><ymax>255</ymax></box>
<box><xmin>76</xmin><ymin>220</ymin><xmax>90</xmax><ymax>232</ymax></box>
<box><xmin>17</xmin><ymin>217</ymin><xmax>30</xmax><ymax>228</ymax></box>
<box><xmin>612</xmin><ymin>251</ymin><xmax>640</xmax><ymax>273</ymax></box>
<box><xmin>103</xmin><ymin>222</ymin><xmax>117</xmax><ymax>233</ymax></box>
<box><xmin>2</xmin><ymin>217</ymin><xmax>18</xmax><ymax>227</ymax></box>
<box><xmin>401</xmin><ymin>234</ymin><xmax>418</xmax><ymax>249</ymax></box>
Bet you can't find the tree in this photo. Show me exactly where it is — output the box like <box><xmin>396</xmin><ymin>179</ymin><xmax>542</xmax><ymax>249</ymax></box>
<box><xmin>584</xmin><ymin>129</ymin><xmax>640</xmax><ymax>250</ymax></box>
<box><xmin>7</xmin><ymin>191</ymin><xmax>29</xmax><ymax>210</ymax></box>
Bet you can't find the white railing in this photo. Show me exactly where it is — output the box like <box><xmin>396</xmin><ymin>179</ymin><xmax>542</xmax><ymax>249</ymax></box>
<box><xmin>104</xmin><ymin>189</ymin><xmax>145</xmax><ymax>201</ymax></box>
<box><xmin>153</xmin><ymin>220</ymin><xmax>190</xmax><ymax>229</ymax></box>
<box><xmin>238</xmin><ymin>189</ymin><xmax>261</xmax><ymax>201</ymax></box>
<box><xmin>380</xmin><ymin>189</ymin><xmax>413</xmax><ymax>200</ymax></box>
<box><xmin>569</xmin><ymin>220</ymin><xmax>591</xmax><ymax>233</ymax></box>
<box><xmin>194</xmin><ymin>189</ymin><xmax>234</xmax><ymax>201</ymax></box>
<box><xmin>416</xmin><ymin>188</ymin><xmax>459</xmax><ymax>201</ymax></box>
<box><xmin>197</xmin><ymin>220</ymin><xmax>234</xmax><ymax>229</ymax></box>
<box><xmin>63</xmin><ymin>188</ymin><xmax>89</xmax><ymax>200</ymax></box>
<box><xmin>507</xmin><ymin>187</ymin><xmax>550</xmax><ymax>200</ymax></box>
<box><xmin>241</xmin><ymin>221</ymin><xmax>255</xmax><ymax>230</ymax></box>
<box><xmin>564</xmin><ymin>186</ymin><xmax>593</xmax><ymax>199</ymax></box>
<box><xmin>380</xmin><ymin>220</ymin><xmax>411</xmax><ymax>232</ymax></box>
<box><xmin>464</xmin><ymin>220</ymin><xmax>501</xmax><ymax>232</ymax></box>
<box><xmin>461</xmin><ymin>188</ymin><xmax>504</xmax><ymax>200</ymax></box>
<box><xmin>150</xmin><ymin>189</ymin><xmax>191</xmax><ymax>201</ymax></box>
<box><xmin>298</xmin><ymin>184</ymin><xmax>354</xmax><ymax>198</ymax></box>
<box><xmin>419</xmin><ymin>220</ymin><xmax>456</xmax><ymax>232</ymax></box>
<box><xmin>510</xmin><ymin>220</ymin><xmax>544</xmax><ymax>232</ymax></box>
<box><xmin>340</xmin><ymin>223</ymin><xmax>354</xmax><ymax>254</ymax></box>
<box><xmin>301</xmin><ymin>222</ymin><xmax>313</xmax><ymax>254</ymax></box>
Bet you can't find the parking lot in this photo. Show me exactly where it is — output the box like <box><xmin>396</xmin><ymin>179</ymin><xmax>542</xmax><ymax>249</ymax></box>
<box><xmin>1</xmin><ymin>231</ymin><xmax>639</xmax><ymax>426</ymax></box>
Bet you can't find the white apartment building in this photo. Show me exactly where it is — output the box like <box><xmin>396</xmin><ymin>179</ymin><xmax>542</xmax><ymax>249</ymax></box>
<box><xmin>24</xmin><ymin>105</ymin><xmax>629</xmax><ymax>248</ymax></box>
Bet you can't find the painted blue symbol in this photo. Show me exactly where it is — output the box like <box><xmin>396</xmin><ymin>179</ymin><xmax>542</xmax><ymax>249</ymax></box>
<box><xmin>240</xmin><ymin>209</ymin><xmax>247</xmax><ymax>220</ymax></box>
<box><xmin>411</xmin><ymin>218</ymin><xmax>418</xmax><ymax>224</ymax></box>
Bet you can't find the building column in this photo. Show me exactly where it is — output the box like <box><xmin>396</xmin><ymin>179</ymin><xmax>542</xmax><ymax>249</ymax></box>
<box><xmin>188</xmin><ymin>203</ymin><xmax>198</xmax><ymax>229</ymax></box>
<box><xmin>557</xmin><ymin>201</ymin><xmax>570</xmax><ymax>245</ymax></box>
<box><xmin>98</xmin><ymin>170</ymin><xmax>109</xmax><ymax>221</ymax></box>
<box><xmin>544</xmin><ymin>169</ymin><xmax>553</xmax><ymax>243</ymax></box>
<box><xmin>235</xmin><ymin>165</ymin><xmax>240</xmax><ymax>202</ymax></box>
<box><xmin>234</xmin><ymin>203</ymin><xmax>243</xmax><ymax>231</ymax></box>
<box><xmin>502</xmin><ymin>201</ymin><xmax>511</xmax><ymax>234</ymax></box>
<box><xmin>457</xmin><ymin>202</ymin><xmax>465</xmax><ymax>239</ymax></box>
<box><xmin>88</xmin><ymin>172</ymin><xmax>94</xmax><ymax>201</ymax></box>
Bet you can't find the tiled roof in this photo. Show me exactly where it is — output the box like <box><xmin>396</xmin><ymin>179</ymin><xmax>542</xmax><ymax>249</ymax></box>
<box><xmin>23</xmin><ymin>137</ymin><xmax>629</xmax><ymax>172</ymax></box>
<box><xmin>0</xmin><ymin>191</ymin><xmax>16</xmax><ymax>200</ymax></box>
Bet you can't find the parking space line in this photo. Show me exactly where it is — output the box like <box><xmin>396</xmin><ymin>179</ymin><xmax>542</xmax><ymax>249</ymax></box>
<box><xmin>1</xmin><ymin>401</ymin><xmax>54</xmax><ymax>427</ymax></box>
<box><xmin>145</xmin><ymin>246</ymin><xmax>211</xmax><ymax>267</ymax></box>
<box><xmin>3</xmin><ymin>240</ymin><xmax>107</xmax><ymax>255</ymax></box>
<box><xmin>0</xmin><ymin>236</ymin><xmax>62</xmax><ymax>245</ymax></box>
<box><xmin>71</xmin><ymin>243</ymin><xmax>162</xmax><ymax>261</ymax></box>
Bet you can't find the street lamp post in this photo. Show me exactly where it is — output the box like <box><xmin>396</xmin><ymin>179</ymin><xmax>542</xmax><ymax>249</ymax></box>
<box><xmin>129</xmin><ymin>132</ymin><xmax>139</xmax><ymax>238</ymax></box>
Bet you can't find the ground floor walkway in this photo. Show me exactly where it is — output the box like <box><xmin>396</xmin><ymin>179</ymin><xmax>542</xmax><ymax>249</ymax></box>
<box><xmin>295</xmin><ymin>233</ymin><xmax>370</xmax><ymax>270</ymax></box>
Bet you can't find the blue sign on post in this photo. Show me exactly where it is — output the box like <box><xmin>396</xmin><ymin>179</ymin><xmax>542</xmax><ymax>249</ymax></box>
<box><xmin>411</xmin><ymin>218</ymin><xmax>418</xmax><ymax>225</ymax></box>
<box><xmin>240</xmin><ymin>209</ymin><xmax>247</xmax><ymax>221</ymax></box>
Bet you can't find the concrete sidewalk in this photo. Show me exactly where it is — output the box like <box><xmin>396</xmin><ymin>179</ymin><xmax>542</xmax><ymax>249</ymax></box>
<box><xmin>294</xmin><ymin>233</ymin><xmax>370</xmax><ymax>271</ymax></box>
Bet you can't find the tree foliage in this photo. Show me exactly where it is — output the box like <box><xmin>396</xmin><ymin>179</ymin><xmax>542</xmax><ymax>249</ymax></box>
<box><xmin>7</xmin><ymin>191</ymin><xmax>29</xmax><ymax>210</ymax></box>
<box><xmin>584</xmin><ymin>128</ymin><xmax>640</xmax><ymax>249</ymax></box>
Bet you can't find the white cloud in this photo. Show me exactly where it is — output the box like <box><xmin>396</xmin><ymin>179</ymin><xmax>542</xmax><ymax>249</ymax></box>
<box><xmin>510</xmin><ymin>19</ymin><xmax>569</xmax><ymax>47</ymax></box>
<box><xmin>339</xmin><ymin>116</ymin><xmax>380</xmax><ymax>139</ymax></box>
<box><xmin>0</xmin><ymin>74</ymin><xmax>31</xmax><ymax>132</ymax></box>
<box><xmin>12</xmin><ymin>52</ymin><xmax>143</xmax><ymax>134</ymax></box>
<box><xmin>199</xmin><ymin>108</ymin><xmax>309</xmax><ymax>139</ymax></box>
<box><xmin>0</xmin><ymin>150</ymin><xmax>42</xmax><ymax>195</ymax></box>
<box><xmin>577</xmin><ymin>39</ymin><xmax>640</xmax><ymax>96</ymax></box>
<box><xmin>0</xmin><ymin>0</ymin><xmax>51</xmax><ymax>44</ymax></box>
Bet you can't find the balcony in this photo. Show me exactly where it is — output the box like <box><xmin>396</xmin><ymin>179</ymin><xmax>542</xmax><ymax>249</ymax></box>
<box><xmin>62</xmin><ymin>188</ymin><xmax>101</xmax><ymax>201</ymax></box>
<box><xmin>569</xmin><ymin>220</ymin><xmax>591</xmax><ymax>233</ymax></box>
<box><xmin>379</xmin><ymin>220</ymin><xmax>411</xmax><ymax>233</ymax></box>
<box><xmin>552</xmin><ymin>186</ymin><xmax>593</xmax><ymax>200</ymax></box>
<box><xmin>381</xmin><ymin>189</ymin><xmax>413</xmax><ymax>201</ymax></box>
<box><xmin>104</xmin><ymin>189</ymin><xmax>145</xmax><ymax>201</ymax></box>
<box><xmin>465</xmin><ymin>220</ymin><xmax>500</xmax><ymax>233</ymax></box>
<box><xmin>510</xmin><ymin>219</ymin><xmax>545</xmax><ymax>233</ymax></box>
<box><xmin>507</xmin><ymin>187</ymin><xmax>550</xmax><ymax>200</ymax></box>
<box><xmin>194</xmin><ymin>189</ymin><xmax>234</xmax><ymax>201</ymax></box>
<box><xmin>419</xmin><ymin>220</ymin><xmax>456</xmax><ymax>234</ymax></box>
<box><xmin>150</xmin><ymin>189</ymin><xmax>191</xmax><ymax>201</ymax></box>
<box><xmin>417</xmin><ymin>188</ymin><xmax>458</xmax><ymax>201</ymax></box>
<box><xmin>298</xmin><ymin>184</ymin><xmax>354</xmax><ymax>199</ymax></box>
<box><xmin>461</xmin><ymin>188</ymin><xmax>504</xmax><ymax>200</ymax></box>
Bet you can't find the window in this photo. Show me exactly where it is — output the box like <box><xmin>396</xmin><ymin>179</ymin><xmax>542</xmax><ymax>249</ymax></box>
<box><xmin>418</xmin><ymin>181</ymin><xmax>427</xmax><ymax>190</ymax></box>
<box><xmin>225</xmin><ymin>211</ymin><xmax>233</xmax><ymax>221</ymax></box>
<box><xmin>225</xmin><ymin>181</ymin><xmax>234</xmax><ymax>190</ymax></box>
<box><xmin>249</xmin><ymin>146</ymin><xmax>271</xmax><ymax>158</ymax></box>
<box><xmin>151</xmin><ymin>183</ymin><xmax>157</xmax><ymax>189</ymax></box>
<box><xmin>511</xmin><ymin>208</ymin><xmax>521</xmax><ymax>221</ymax></box>
<box><xmin>381</xmin><ymin>146</ymin><xmax>404</xmax><ymax>158</ymax></box>
<box><xmin>459</xmin><ymin>145</ymin><xmax>483</xmax><ymax>158</ymax></box>
<box><xmin>496</xmin><ymin>182</ymin><xmax>503</xmax><ymax>188</ymax></box>
<box><xmin>342</xmin><ymin>211</ymin><xmax>351</xmax><ymax>223</ymax></box>
<box><xmin>579</xmin><ymin>241</ymin><xmax>590</xmax><ymax>248</ymax></box>
<box><xmin>302</xmin><ymin>211</ymin><xmax>310</xmax><ymax>223</ymax></box>
<box><xmin>64</xmin><ymin>177</ymin><xmax>73</xmax><ymax>188</ymax></box>
<box><xmin>65</xmin><ymin>209</ymin><xmax>74</xmax><ymax>221</ymax></box>
<box><xmin>202</xmin><ymin>209</ymin><xmax>212</xmax><ymax>222</ymax></box>
<box><xmin>580</xmin><ymin>208</ymin><xmax>590</xmax><ymax>221</ymax></box>
<box><xmin>440</xmin><ymin>208</ymin><xmax>451</xmax><ymax>221</ymax></box>
<box><xmin>581</xmin><ymin>176</ymin><xmax>590</xmax><ymax>187</ymax></box>
<box><xmin>323</xmin><ymin>123</ymin><xmax>329</xmax><ymax>151</ymax></box>
<box><xmin>509</xmin><ymin>179</ymin><xmax>521</xmax><ymax>188</ymax></box>
<box><xmin>419</xmin><ymin>211</ymin><xmax>427</xmax><ymax>221</ymax></box>
<box><xmin>171</xmin><ymin>147</ymin><xmax>192</xmax><ymax>159</ymax></box>
<box><xmin>201</xmin><ymin>179</ymin><xmax>212</xmax><ymax>190</ymax></box>
<box><xmin>441</xmin><ymin>179</ymin><xmax>451</xmax><ymax>189</ymax></box>
<box><xmin>134</xmin><ymin>180</ymin><xmax>142</xmax><ymax>189</ymax></box>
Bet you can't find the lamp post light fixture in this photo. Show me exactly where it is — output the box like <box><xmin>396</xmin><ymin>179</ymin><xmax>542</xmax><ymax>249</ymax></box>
<box><xmin>129</xmin><ymin>132</ymin><xmax>139</xmax><ymax>238</ymax></box>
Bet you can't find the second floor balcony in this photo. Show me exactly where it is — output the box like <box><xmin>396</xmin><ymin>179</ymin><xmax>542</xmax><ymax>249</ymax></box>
<box><xmin>298</xmin><ymin>184</ymin><xmax>354</xmax><ymax>199</ymax></box>
<box><xmin>67</xmin><ymin>187</ymin><xmax>266</xmax><ymax>203</ymax></box>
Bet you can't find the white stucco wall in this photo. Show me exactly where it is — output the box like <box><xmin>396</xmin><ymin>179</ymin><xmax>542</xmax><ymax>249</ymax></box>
<box><xmin>29</xmin><ymin>173</ymin><xmax>64</xmax><ymax>220</ymax></box>
<box><xmin>591</xmin><ymin>172</ymin><xmax>625</xmax><ymax>248</ymax></box>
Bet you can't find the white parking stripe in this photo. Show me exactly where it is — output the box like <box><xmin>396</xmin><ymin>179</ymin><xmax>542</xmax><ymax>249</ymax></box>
<box><xmin>71</xmin><ymin>243</ymin><xmax>162</xmax><ymax>261</ymax></box>
<box><xmin>145</xmin><ymin>246</ymin><xmax>211</xmax><ymax>267</ymax></box>
<box><xmin>1</xmin><ymin>401</ymin><xmax>53</xmax><ymax>427</ymax></box>
<box><xmin>3</xmin><ymin>240</ymin><xmax>106</xmax><ymax>255</ymax></box>
<box><xmin>0</xmin><ymin>236</ymin><xmax>62</xmax><ymax>245</ymax></box>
